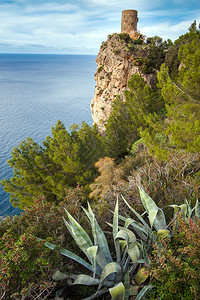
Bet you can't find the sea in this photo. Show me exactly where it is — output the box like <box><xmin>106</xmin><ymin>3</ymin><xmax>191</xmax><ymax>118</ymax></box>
<box><xmin>0</xmin><ymin>54</ymin><xmax>96</xmax><ymax>217</ymax></box>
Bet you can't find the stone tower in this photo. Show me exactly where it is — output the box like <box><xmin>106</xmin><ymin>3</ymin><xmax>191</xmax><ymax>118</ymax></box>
<box><xmin>121</xmin><ymin>9</ymin><xmax>138</xmax><ymax>38</ymax></box>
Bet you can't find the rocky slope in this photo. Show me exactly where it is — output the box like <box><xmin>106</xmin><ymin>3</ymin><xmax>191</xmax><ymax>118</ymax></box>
<box><xmin>91</xmin><ymin>33</ymin><xmax>156</xmax><ymax>133</ymax></box>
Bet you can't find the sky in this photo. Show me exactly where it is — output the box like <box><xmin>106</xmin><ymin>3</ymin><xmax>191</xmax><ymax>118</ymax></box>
<box><xmin>0</xmin><ymin>0</ymin><xmax>199</xmax><ymax>54</ymax></box>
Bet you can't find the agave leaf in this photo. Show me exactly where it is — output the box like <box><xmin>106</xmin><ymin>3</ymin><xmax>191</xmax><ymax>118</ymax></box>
<box><xmin>44</xmin><ymin>241</ymin><xmax>95</xmax><ymax>274</ymax></box>
<box><xmin>113</xmin><ymin>197</ymin><xmax>119</xmax><ymax>239</ymax></box>
<box><xmin>83</xmin><ymin>287</ymin><xmax>109</xmax><ymax>300</ymax></box>
<box><xmin>135</xmin><ymin>267</ymin><xmax>149</xmax><ymax>285</ymax></box>
<box><xmin>113</xmin><ymin>197</ymin><xmax>121</xmax><ymax>264</ymax></box>
<box><xmin>135</xmin><ymin>284</ymin><xmax>153</xmax><ymax>300</ymax></box>
<box><xmin>179</xmin><ymin>203</ymin><xmax>188</xmax><ymax>220</ymax></box>
<box><xmin>52</xmin><ymin>270</ymin><xmax>77</xmax><ymax>281</ymax></box>
<box><xmin>139</xmin><ymin>187</ymin><xmax>167</xmax><ymax>231</ymax></box>
<box><xmin>119</xmin><ymin>228</ymin><xmax>137</xmax><ymax>246</ymax></box>
<box><xmin>139</xmin><ymin>187</ymin><xmax>157</xmax><ymax>212</ymax></box>
<box><xmin>87</xmin><ymin>246</ymin><xmax>98</xmax><ymax>278</ymax></box>
<box><xmin>122</xmin><ymin>196</ymin><xmax>150</xmax><ymax>229</ymax></box>
<box><xmin>82</xmin><ymin>204</ymin><xmax>113</xmax><ymax>268</ymax></box>
<box><xmin>194</xmin><ymin>199</ymin><xmax>200</xmax><ymax>218</ymax></box>
<box><xmin>122</xmin><ymin>217</ymin><xmax>148</xmax><ymax>241</ymax></box>
<box><xmin>115</xmin><ymin>230</ymin><xmax>129</xmax><ymax>245</ymax></box>
<box><xmin>63</xmin><ymin>210</ymin><xmax>93</xmax><ymax>256</ymax></box>
<box><xmin>148</xmin><ymin>209</ymin><xmax>158</xmax><ymax>228</ymax></box>
<box><xmin>109</xmin><ymin>282</ymin><xmax>125</xmax><ymax>300</ymax></box>
<box><xmin>120</xmin><ymin>240</ymin><xmax>127</xmax><ymax>252</ymax></box>
<box><xmin>185</xmin><ymin>199</ymin><xmax>192</xmax><ymax>218</ymax></box>
<box><xmin>74</xmin><ymin>274</ymin><xmax>100</xmax><ymax>286</ymax></box>
<box><xmin>128</xmin><ymin>245</ymin><xmax>140</xmax><ymax>263</ymax></box>
<box><xmin>124</xmin><ymin>270</ymin><xmax>130</xmax><ymax>300</ymax></box>
<box><xmin>100</xmin><ymin>262</ymin><xmax>122</xmax><ymax>286</ymax></box>
<box><xmin>157</xmin><ymin>229</ymin><xmax>169</xmax><ymax>241</ymax></box>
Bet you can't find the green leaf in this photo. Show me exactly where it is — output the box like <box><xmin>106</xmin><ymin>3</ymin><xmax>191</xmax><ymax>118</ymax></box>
<box><xmin>74</xmin><ymin>274</ymin><xmax>100</xmax><ymax>286</ymax></box>
<box><xmin>87</xmin><ymin>246</ymin><xmax>98</xmax><ymax>278</ymax></box>
<box><xmin>156</xmin><ymin>229</ymin><xmax>169</xmax><ymax>241</ymax></box>
<box><xmin>52</xmin><ymin>270</ymin><xmax>76</xmax><ymax>281</ymax></box>
<box><xmin>148</xmin><ymin>209</ymin><xmax>158</xmax><ymax>228</ymax></box>
<box><xmin>127</xmin><ymin>245</ymin><xmax>140</xmax><ymax>263</ymax></box>
<box><xmin>82</xmin><ymin>203</ymin><xmax>112</xmax><ymax>268</ymax></box>
<box><xmin>122</xmin><ymin>195</ymin><xmax>150</xmax><ymax>228</ymax></box>
<box><xmin>139</xmin><ymin>187</ymin><xmax>167</xmax><ymax>231</ymax></box>
<box><xmin>124</xmin><ymin>270</ymin><xmax>130</xmax><ymax>300</ymax></box>
<box><xmin>83</xmin><ymin>287</ymin><xmax>109</xmax><ymax>300</ymax></box>
<box><xmin>44</xmin><ymin>241</ymin><xmax>95</xmax><ymax>274</ymax></box>
<box><xmin>63</xmin><ymin>209</ymin><xmax>93</xmax><ymax>256</ymax></box>
<box><xmin>194</xmin><ymin>199</ymin><xmax>200</xmax><ymax>218</ymax></box>
<box><xmin>109</xmin><ymin>282</ymin><xmax>125</xmax><ymax>300</ymax></box>
<box><xmin>113</xmin><ymin>197</ymin><xmax>120</xmax><ymax>264</ymax></box>
<box><xmin>135</xmin><ymin>284</ymin><xmax>153</xmax><ymax>300</ymax></box>
<box><xmin>123</xmin><ymin>217</ymin><xmax>148</xmax><ymax>241</ymax></box>
<box><xmin>100</xmin><ymin>262</ymin><xmax>122</xmax><ymax>286</ymax></box>
<box><xmin>135</xmin><ymin>267</ymin><xmax>149</xmax><ymax>285</ymax></box>
<box><xmin>179</xmin><ymin>203</ymin><xmax>188</xmax><ymax>220</ymax></box>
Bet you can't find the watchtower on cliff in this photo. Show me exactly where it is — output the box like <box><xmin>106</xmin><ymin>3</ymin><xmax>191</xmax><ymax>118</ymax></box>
<box><xmin>121</xmin><ymin>10</ymin><xmax>138</xmax><ymax>39</ymax></box>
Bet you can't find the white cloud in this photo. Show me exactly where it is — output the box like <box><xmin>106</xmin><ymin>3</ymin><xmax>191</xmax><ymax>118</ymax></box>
<box><xmin>0</xmin><ymin>0</ymin><xmax>199</xmax><ymax>53</ymax></box>
<box><xmin>141</xmin><ymin>18</ymin><xmax>200</xmax><ymax>41</ymax></box>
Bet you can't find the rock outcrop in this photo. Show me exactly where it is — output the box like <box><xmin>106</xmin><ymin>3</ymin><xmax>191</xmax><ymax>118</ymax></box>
<box><xmin>91</xmin><ymin>33</ymin><xmax>156</xmax><ymax>133</ymax></box>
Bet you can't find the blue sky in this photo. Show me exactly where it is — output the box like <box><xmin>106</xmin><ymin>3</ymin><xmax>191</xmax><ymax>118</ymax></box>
<box><xmin>0</xmin><ymin>0</ymin><xmax>199</xmax><ymax>54</ymax></box>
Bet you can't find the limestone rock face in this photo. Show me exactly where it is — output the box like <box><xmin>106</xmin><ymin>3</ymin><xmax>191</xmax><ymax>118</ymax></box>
<box><xmin>91</xmin><ymin>33</ymin><xmax>156</xmax><ymax>133</ymax></box>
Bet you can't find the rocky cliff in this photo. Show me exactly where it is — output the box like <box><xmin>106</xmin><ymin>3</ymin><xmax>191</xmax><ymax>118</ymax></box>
<box><xmin>91</xmin><ymin>33</ymin><xmax>156</xmax><ymax>133</ymax></box>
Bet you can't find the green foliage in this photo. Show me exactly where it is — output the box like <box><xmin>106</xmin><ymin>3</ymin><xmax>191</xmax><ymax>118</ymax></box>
<box><xmin>2</xmin><ymin>121</ymin><xmax>104</xmax><ymax>208</ymax></box>
<box><xmin>105</xmin><ymin>75</ymin><xmax>164</xmax><ymax>158</ymax></box>
<box><xmin>150</xmin><ymin>216</ymin><xmax>200</xmax><ymax>299</ymax></box>
<box><xmin>0</xmin><ymin>232</ymin><xmax>53</xmax><ymax>299</ymax></box>
<box><xmin>114</xmin><ymin>49</ymin><xmax>121</xmax><ymax>55</ymax></box>
<box><xmin>0</xmin><ymin>188</ymin><xmax>87</xmax><ymax>299</ymax></box>
<box><xmin>142</xmin><ymin>23</ymin><xmax>200</xmax><ymax>157</ymax></box>
<box><xmin>117</xmin><ymin>33</ymin><xmax>132</xmax><ymax>43</ymax></box>
<box><xmin>44</xmin><ymin>199</ymin><xmax>147</xmax><ymax>300</ymax></box>
<box><xmin>97</xmin><ymin>64</ymin><xmax>104</xmax><ymax>73</ymax></box>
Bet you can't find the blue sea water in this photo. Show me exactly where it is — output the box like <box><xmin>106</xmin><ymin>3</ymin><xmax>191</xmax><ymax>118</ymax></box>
<box><xmin>0</xmin><ymin>54</ymin><xmax>96</xmax><ymax>217</ymax></box>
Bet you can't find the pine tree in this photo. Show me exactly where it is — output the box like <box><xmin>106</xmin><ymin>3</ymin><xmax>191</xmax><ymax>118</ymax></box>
<box><xmin>1</xmin><ymin>121</ymin><xmax>105</xmax><ymax>208</ymax></box>
<box><xmin>142</xmin><ymin>22</ymin><xmax>200</xmax><ymax>156</ymax></box>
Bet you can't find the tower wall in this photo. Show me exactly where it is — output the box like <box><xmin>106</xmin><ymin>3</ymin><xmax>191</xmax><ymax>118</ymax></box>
<box><xmin>121</xmin><ymin>10</ymin><xmax>138</xmax><ymax>36</ymax></box>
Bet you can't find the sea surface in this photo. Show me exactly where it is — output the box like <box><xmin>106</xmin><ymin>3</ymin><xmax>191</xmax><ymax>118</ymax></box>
<box><xmin>0</xmin><ymin>54</ymin><xmax>96</xmax><ymax>217</ymax></box>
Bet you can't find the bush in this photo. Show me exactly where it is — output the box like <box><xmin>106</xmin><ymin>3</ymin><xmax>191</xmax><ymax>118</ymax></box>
<box><xmin>149</xmin><ymin>215</ymin><xmax>200</xmax><ymax>299</ymax></box>
<box><xmin>0</xmin><ymin>187</ymin><xmax>87</xmax><ymax>299</ymax></box>
<box><xmin>0</xmin><ymin>232</ymin><xmax>54</xmax><ymax>299</ymax></box>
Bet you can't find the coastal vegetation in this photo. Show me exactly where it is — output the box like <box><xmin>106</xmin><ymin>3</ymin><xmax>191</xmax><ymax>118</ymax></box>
<box><xmin>0</xmin><ymin>22</ymin><xmax>200</xmax><ymax>299</ymax></box>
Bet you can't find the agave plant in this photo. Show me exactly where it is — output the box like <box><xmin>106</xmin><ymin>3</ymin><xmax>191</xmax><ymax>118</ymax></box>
<box><xmin>170</xmin><ymin>198</ymin><xmax>200</xmax><ymax>222</ymax></box>
<box><xmin>121</xmin><ymin>187</ymin><xmax>200</xmax><ymax>262</ymax></box>
<box><xmin>44</xmin><ymin>198</ymin><xmax>151</xmax><ymax>300</ymax></box>
<box><xmin>120</xmin><ymin>187</ymin><xmax>169</xmax><ymax>253</ymax></box>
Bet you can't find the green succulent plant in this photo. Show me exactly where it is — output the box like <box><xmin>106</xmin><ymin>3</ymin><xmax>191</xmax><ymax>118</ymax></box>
<box><xmin>120</xmin><ymin>187</ymin><xmax>200</xmax><ymax>264</ymax></box>
<box><xmin>44</xmin><ymin>198</ymin><xmax>151</xmax><ymax>300</ymax></box>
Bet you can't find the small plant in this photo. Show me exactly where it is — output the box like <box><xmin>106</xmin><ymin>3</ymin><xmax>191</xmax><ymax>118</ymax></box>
<box><xmin>150</xmin><ymin>215</ymin><xmax>200</xmax><ymax>299</ymax></box>
<box><xmin>114</xmin><ymin>49</ymin><xmax>121</xmax><ymax>55</ymax></box>
<box><xmin>97</xmin><ymin>65</ymin><xmax>104</xmax><ymax>73</ymax></box>
<box><xmin>100</xmin><ymin>41</ymin><xmax>107</xmax><ymax>51</ymax></box>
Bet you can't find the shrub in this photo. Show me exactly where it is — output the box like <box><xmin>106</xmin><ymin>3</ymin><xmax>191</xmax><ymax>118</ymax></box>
<box><xmin>149</xmin><ymin>215</ymin><xmax>200</xmax><ymax>299</ymax></box>
<box><xmin>97</xmin><ymin>65</ymin><xmax>104</xmax><ymax>73</ymax></box>
<box><xmin>0</xmin><ymin>187</ymin><xmax>87</xmax><ymax>299</ymax></box>
<box><xmin>0</xmin><ymin>232</ymin><xmax>54</xmax><ymax>299</ymax></box>
<box><xmin>114</xmin><ymin>49</ymin><xmax>121</xmax><ymax>55</ymax></box>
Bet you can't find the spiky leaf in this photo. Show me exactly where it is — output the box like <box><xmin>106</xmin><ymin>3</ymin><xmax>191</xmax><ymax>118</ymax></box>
<box><xmin>109</xmin><ymin>282</ymin><xmax>125</xmax><ymax>300</ymax></box>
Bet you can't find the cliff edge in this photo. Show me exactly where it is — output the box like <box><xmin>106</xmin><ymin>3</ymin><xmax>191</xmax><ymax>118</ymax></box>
<box><xmin>91</xmin><ymin>33</ymin><xmax>156</xmax><ymax>133</ymax></box>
